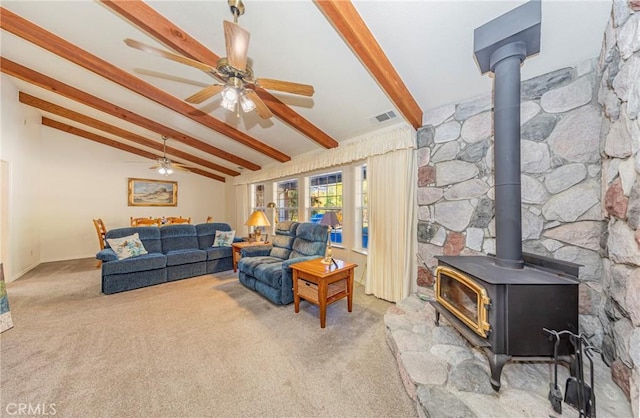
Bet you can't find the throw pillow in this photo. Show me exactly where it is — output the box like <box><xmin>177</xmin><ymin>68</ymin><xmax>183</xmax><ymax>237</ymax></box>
<box><xmin>213</xmin><ymin>230</ymin><xmax>235</xmax><ymax>247</ymax></box>
<box><xmin>106</xmin><ymin>233</ymin><xmax>148</xmax><ymax>260</ymax></box>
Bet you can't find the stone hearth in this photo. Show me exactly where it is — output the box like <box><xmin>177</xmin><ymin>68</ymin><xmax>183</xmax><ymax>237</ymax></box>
<box><xmin>385</xmin><ymin>295</ymin><xmax>633</xmax><ymax>418</ymax></box>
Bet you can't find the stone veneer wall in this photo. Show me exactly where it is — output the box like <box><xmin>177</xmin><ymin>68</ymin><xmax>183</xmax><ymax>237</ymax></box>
<box><xmin>598</xmin><ymin>0</ymin><xmax>640</xmax><ymax>414</ymax></box>
<box><xmin>415</xmin><ymin>1</ymin><xmax>639</xmax><ymax>411</ymax></box>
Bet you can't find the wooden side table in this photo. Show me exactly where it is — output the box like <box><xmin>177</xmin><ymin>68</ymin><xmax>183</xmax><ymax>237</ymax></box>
<box><xmin>231</xmin><ymin>241</ymin><xmax>270</xmax><ymax>272</ymax></box>
<box><xmin>291</xmin><ymin>258</ymin><xmax>357</xmax><ymax>328</ymax></box>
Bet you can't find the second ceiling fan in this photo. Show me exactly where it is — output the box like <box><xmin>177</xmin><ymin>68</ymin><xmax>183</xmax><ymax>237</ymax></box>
<box><xmin>125</xmin><ymin>0</ymin><xmax>314</xmax><ymax>119</ymax></box>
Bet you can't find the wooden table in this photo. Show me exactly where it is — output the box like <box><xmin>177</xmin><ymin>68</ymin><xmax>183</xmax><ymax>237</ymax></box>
<box><xmin>231</xmin><ymin>241</ymin><xmax>270</xmax><ymax>272</ymax></box>
<box><xmin>291</xmin><ymin>258</ymin><xmax>357</xmax><ymax>328</ymax></box>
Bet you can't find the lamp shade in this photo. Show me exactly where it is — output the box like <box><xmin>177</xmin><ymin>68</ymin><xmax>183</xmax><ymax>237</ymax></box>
<box><xmin>320</xmin><ymin>211</ymin><xmax>340</xmax><ymax>228</ymax></box>
<box><xmin>245</xmin><ymin>210</ymin><xmax>271</xmax><ymax>227</ymax></box>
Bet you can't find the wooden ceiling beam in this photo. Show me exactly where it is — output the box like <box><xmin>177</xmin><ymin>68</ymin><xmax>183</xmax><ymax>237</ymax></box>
<box><xmin>42</xmin><ymin>118</ymin><xmax>225</xmax><ymax>182</ymax></box>
<box><xmin>19</xmin><ymin>92</ymin><xmax>240</xmax><ymax>177</ymax></box>
<box><xmin>314</xmin><ymin>0</ymin><xmax>422</xmax><ymax>130</ymax></box>
<box><xmin>100</xmin><ymin>0</ymin><xmax>339</xmax><ymax>149</ymax></box>
<box><xmin>0</xmin><ymin>7</ymin><xmax>290</xmax><ymax>162</ymax></box>
<box><xmin>0</xmin><ymin>57</ymin><xmax>260</xmax><ymax>171</ymax></box>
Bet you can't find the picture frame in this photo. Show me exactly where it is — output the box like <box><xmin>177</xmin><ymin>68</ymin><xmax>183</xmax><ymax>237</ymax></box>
<box><xmin>128</xmin><ymin>178</ymin><xmax>178</xmax><ymax>207</ymax></box>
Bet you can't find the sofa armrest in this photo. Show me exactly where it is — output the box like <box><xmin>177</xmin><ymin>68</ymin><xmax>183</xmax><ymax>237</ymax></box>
<box><xmin>97</xmin><ymin>248</ymin><xmax>118</xmax><ymax>262</ymax></box>
<box><xmin>241</xmin><ymin>245</ymin><xmax>272</xmax><ymax>257</ymax></box>
<box><xmin>282</xmin><ymin>255</ymin><xmax>322</xmax><ymax>270</ymax></box>
<box><xmin>233</xmin><ymin>236</ymin><xmax>245</xmax><ymax>243</ymax></box>
<box><xmin>279</xmin><ymin>256</ymin><xmax>322</xmax><ymax>305</ymax></box>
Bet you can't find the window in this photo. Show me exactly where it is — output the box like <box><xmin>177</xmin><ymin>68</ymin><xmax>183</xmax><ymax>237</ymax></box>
<box><xmin>276</xmin><ymin>180</ymin><xmax>298</xmax><ymax>221</ymax></box>
<box><xmin>252</xmin><ymin>184</ymin><xmax>265</xmax><ymax>211</ymax></box>
<box><xmin>357</xmin><ymin>165</ymin><xmax>368</xmax><ymax>249</ymax></box>
<box><xmin>309</xmin><ymin>171</ymin><xmax>342</xmax><ymax>244</ymax></box>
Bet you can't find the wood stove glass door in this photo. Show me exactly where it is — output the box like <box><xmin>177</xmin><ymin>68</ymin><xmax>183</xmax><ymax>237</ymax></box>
<box><xmin>435</xmin><ymin>266</ymin><xmax>491</xmax><ymax>338</ymax></box>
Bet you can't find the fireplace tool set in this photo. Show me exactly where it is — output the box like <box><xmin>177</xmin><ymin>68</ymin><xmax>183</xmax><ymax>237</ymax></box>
<box><xmin>544</xmin><ymin>328</ymin><xmax>603</xmax><ymax>417</ymax></box>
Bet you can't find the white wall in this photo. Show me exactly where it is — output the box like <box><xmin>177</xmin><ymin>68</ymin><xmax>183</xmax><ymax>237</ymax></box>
<box><xmin>1</xmin><ymin>75</ymin><xmax>228</xmax><ymax>278</ymax></box>
<box><xmin>0</xmin><ymin>76</ymin><xmax>42</xmax><ymax>281</ymax></box>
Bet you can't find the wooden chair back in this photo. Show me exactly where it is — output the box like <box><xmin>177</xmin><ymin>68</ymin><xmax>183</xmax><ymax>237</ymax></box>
<box><xmin>93</xmin><ymin>218</ymin><xmax>107</xmax><ymax>268</ymax></box>
<box><xmin>166</xmin><ymin>216</ymin><xmax>191</xmax><ymax>225</ymax></box>
<box><xmin>131</xmin><ymin>217</ymin><xmax>160</xmax><ymax>227</ymax></box>
<box><xmin>206</xmin><ymin>216</ymin><xmax>214</xmax><ymax>223</ymax></box>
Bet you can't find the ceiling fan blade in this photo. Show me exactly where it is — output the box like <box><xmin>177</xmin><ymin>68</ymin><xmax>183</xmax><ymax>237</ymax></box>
<box><xmin>124</xmin><ymin>38</ymin><xmax>217</xmax><ymax>75</ymax></box>
<box><xmin>171</xmin><ymin>164</ymin><xmax>191</xmax><ymax>172</ymax></box>
<box><xmin>149</xmin><ymin>164</ymin><xmax>161</xmax><ymax>169</ymax></box>
<box><xmin>223</xmin><ymin>20</ymin><xmax>250</xmax><ymax>71</ymax></box>
<box><xmin>185</xmin><ymin>84</ymin><xmax>225</xmax><ymax>104</ymax></box>
<box><xmin>256</xmin><ymin>78</ymin><xmax>314</xmax><ymax>97</ymax></box>
<box><xmin>245</xmin><ymin>89</ymin><xmax>273</xmax><ymax>119</ymax></box>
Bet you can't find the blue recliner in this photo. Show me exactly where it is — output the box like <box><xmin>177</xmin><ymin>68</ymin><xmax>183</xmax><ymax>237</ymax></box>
<box><xmin>238</xmin><ymin>221</ymin><xmax>328</xmax><ymax>305</ymax></box>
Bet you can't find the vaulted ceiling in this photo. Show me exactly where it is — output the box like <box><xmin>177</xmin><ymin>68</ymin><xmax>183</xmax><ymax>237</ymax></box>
<box><xmin>0</xmin><ymin>1</ymin><xmax>612</xmax><ymax>182</ymax></box>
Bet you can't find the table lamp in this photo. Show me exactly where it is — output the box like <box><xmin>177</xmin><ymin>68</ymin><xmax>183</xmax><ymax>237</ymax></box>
<box><xmin>245</xmin><ymin>210</ymin><xmax>271</xmax><ymax>242</ymax></box>
<box><xmin>319</xmin><ymin>211</ymin><xmax>340</xmax><ymax>264</ymax></box>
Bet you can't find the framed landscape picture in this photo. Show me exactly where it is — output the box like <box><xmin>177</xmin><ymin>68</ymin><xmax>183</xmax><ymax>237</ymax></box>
<box><xmin>128</xmin><ymin>178</ymin><xmax>178</xmax><ymax>207</ymax></box>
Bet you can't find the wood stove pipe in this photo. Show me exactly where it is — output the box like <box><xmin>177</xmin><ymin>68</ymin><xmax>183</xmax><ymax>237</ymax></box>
<box><xmin>473</xmin><ymin>0</ymin><xmax>542</xmax><ymax>270</ymax></box>
<box><xmin>491</xmin><ymin>42</ymin><xmax>526</xmax><ymax>269</ymax></box>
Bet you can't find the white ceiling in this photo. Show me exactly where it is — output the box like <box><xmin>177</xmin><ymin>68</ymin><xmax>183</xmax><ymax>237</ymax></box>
<box><xmin>0</xmin><ymin>0</ymin><xmax>613</xmax><ymax>179</ymax></box>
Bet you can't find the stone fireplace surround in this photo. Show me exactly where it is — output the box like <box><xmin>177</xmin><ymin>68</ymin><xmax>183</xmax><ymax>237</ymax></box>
<box><xmin>405</xmin><ymin>1</ymin><xmax>639</xmax><ymax>416</ymax></box>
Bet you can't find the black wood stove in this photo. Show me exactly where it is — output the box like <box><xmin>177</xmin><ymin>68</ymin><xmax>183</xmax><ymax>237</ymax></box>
<box><xmin>429</xmin><ymin>1</ymin><xmax>580</xmax><ymax>391</ymax></box>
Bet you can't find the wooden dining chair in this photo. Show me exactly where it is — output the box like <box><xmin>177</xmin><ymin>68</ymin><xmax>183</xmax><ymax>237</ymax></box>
<box><xmin>206</xmin><ymin>216</ymin><xmax>214</xmax><ymax>223</ymax></box>
<box><xmin>131</xmin><ymin>217</ymin><xmax>160</xmax><ymax>227</ymax></box>
<box><xmin>166</xmin><ymin>216</ymin><xmax>191</xmax><ymax>225</ymax></box>
<box><xmin>92</xmin><ymin>218</ymin><xmax>107</xmax><ymax>268</ymax></box>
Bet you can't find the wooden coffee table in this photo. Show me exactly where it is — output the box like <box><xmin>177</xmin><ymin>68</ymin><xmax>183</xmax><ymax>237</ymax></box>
<box><xmin>291</xmin><ymin>258</ymin><xmax>357</xmax><ymax>328</ymax></box>
<box><xmin>231</xmin><ymin>241</ymin><xmax>270</xmax><ymax>272</ymax></box>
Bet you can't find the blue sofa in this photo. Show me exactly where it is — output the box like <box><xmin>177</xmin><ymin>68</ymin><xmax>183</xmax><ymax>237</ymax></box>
<box><xmin>97</xmin><ymin>223</ymin><xmax>238</xmax><ymax>294</ymax></box>
<box><xmin>237</xmin><ymin>221</ymin><xmax>328</xmax><ymax>305</ymax></box>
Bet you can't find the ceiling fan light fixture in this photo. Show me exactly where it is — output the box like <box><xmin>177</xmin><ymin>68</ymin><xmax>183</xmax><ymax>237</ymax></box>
<box><xmin>240</xmin><ymin>93</ymin><xmax>256</xmax><ymax>112</ymax></box>
<box><xmin>221</xmin><ymin>96</ymin><xmax>237</xmax><ymax>111</ymax></box>
<box><xmin>158</xmin><ymin>167</ymin><xmax>167</xmax><ymax>175</ymax></box>
<box><xmin>221</xmin><ymin>85</ymin><xmax>239</xmax><ymax>104</ymax></box>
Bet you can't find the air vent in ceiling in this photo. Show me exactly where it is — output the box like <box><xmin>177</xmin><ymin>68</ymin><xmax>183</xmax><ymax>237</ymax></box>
<box><xmin>373</xmin><ymin>110</ymin><xmax>397</xmax><ymax>123</ymax></box>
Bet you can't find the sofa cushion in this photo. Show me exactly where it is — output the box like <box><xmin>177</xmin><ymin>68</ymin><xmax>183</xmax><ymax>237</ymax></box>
<box><xmin>252</xmin><ymin>262</ymin><xmax>283</xmax><ymax>289</ymax></box>
<box><xmin>106</xmin><ymin>233</ymin><xmax>148</xmax><ymax>260</ymax></box>
<box><xmin>269</xmin><ymin>240</ymin><xmax>293</xmax><ymax>260</ymax></box>
<box><xmin>274</xmin><ymin>221</ymin><xmax>298</xmax><ymax>236</ymax></box>
<box><xmin>296</xmin><ymin>222</ymin><xmax>328</xmax><ymax>241</ymax></box>
<box><xmin>165</xmin><ymin>249</ymin><xmax>207</xmax><ymax>266</ymax></box>
<box><xmin>105</xmin><ymin>226</ymin><xmax>162</xmax><ymax>254</ymax></box>
<box><xmin>268</xmin><ymin>221</ymin><xmax>298</xmax><ymax>259</ymax></box>
<box><xmin>205</xmin><ymin>246</ymin><xmax>232</xmax><ymax>261</ymax></box>
<box><xmin>238</xmin><ymin>256</ymin><xmax>283</xmax><ymax>277</ymax></box>
<box><xmin>196</xmin><ymin>222</ymin><xmax>232</xmax><ymax>249</ymax></box>
<box><xmin>102</xmin><ymin>253</ymin><xmax>167</xmax><ymax>276</ymax></box>
<box><xmin>290</xmin><ymin>223</ymin><xmax>328</xmax><ymax>259</ymax></box>
<box><xmin>161</xmin><ymin>224</ymin><xmax>199</xmax><ymax>253</ymax></box>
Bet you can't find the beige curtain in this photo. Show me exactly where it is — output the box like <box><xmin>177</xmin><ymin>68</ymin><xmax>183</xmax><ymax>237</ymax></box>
<box><xmin>234</xmin><ymin>184</ymin><xmax>249</xmax><ymax>236</ymax></box>
<box><xmin>365</xmin><ymin>148</ymin><xmax>417</xmax><ymax>303</ymax></box>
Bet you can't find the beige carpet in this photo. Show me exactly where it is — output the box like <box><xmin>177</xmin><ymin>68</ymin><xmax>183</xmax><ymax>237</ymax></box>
<box><xmin>0</xmin><ymin>258</ymin><xmax>416</xmax><ymax>418</ymax></box>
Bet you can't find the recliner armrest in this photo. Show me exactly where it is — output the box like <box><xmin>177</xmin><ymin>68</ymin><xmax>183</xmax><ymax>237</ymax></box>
<box><xmin>96</xmin><ymin>248</ymin><xmax>118</xmax><ymax>262</ymax></box>
<box><xmin>282</xmin><ymin>255</ymin><xmax>322</xmax><ymax>270</ymax></box>
<box><xmin>241</xmin><ymin>245</ymin><xmax>272</xmax><ymax>257</ymax></box>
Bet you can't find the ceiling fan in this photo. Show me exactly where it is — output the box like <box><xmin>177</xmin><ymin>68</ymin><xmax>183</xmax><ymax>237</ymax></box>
<box><xmin>151</xmin><ymin>136</ymin><xmax>190</xmax><ymax>175</ymax></box>
<box><xmin>124</xmin><ymin>0</ymin><xmax>314</xmax><ymax>119</ymax></box>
